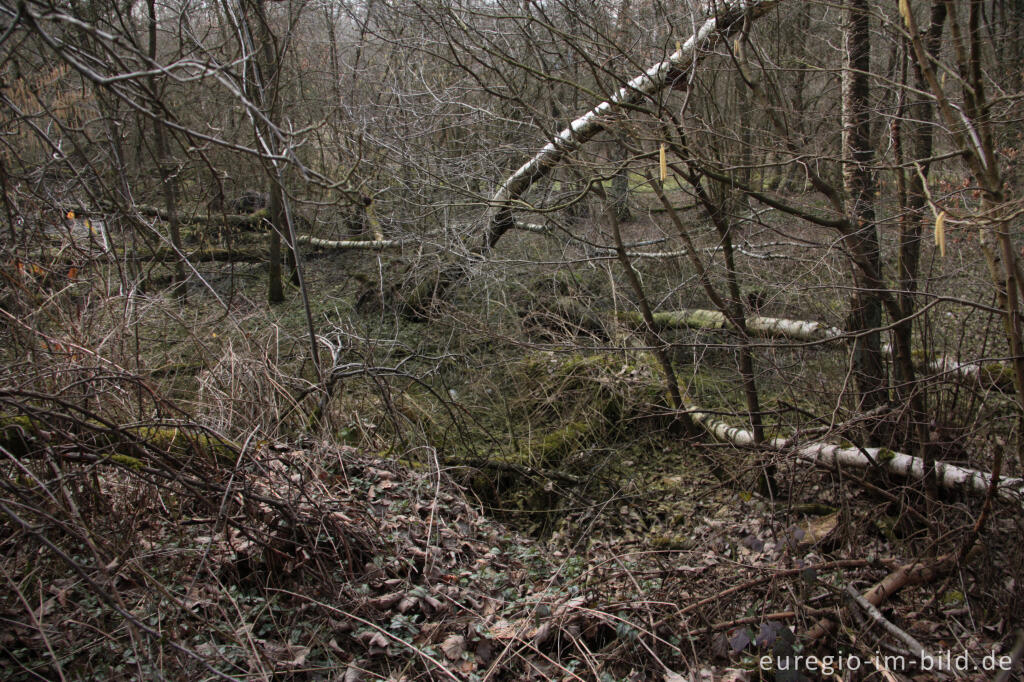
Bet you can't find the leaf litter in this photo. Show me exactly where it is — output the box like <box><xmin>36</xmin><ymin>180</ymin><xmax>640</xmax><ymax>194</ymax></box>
<box><xmin>2</xmin><ymin>431</ymin><xmax>1021</xmax><ymax>680</ymax></box>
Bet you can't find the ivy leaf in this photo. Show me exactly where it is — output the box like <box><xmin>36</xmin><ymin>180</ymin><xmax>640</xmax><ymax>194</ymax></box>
<box><xmin>728</xmin><ymin>628</ymin><xmax>751</xmax><ymax>653</ymax></box>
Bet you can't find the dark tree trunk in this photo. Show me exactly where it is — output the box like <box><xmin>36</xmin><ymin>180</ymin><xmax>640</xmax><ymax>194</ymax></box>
<box><xmin>894</xmin><ymin>4</ymin><xmax>946</xmax><ymax>471</ymax></box>
<box><xmin>147</xmin><ymin>0</ymin><xmax>185</xmax><ymax>302</ymax></box>
<box><xmin>843</xmin><ymin>0</ymin><xmax>888</xmax><ymax>427</ymax></box>
<box><xmin>268</xmin><ymin>181</ymin><xmax>285</xmax><ymax>303</ymax></box>
<box><xmin>246</xmin><ymin>0</ymin><xmax>285</xmax><ymax>303</ymax></box>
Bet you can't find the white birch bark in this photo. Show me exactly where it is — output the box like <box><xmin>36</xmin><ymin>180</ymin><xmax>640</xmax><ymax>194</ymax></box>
<box><xmin>625</xmin><ymin>309</ymin><xmax>844</xmax><ymax>341</ymax></box>
<box><xmin>880</xmin><ymin>342</ymin><xmax>1012</xmax><ymax>389</ymax></box>
<box><xmin>628</xmin><ymin>309</ymin><xmax>1011</xmax><ymax>386</ymax></box>
<box><xmin>296</xmin><ymin>235</ymin><xmax>402</xmax><ymax>250</ymax></box>
<box><xmin>482</xmin><ymin>0</ymin><xmax>783</xmax><ymax>251</ymax></box>
<box><xmin>684</xmin><ymin>401</ymin><xmax>1024</xmax><ymax>503</ymax></box>
<box><xmin>746</xmin><ymin>315</ymin><xmax>844</xmax><ymax>341</ymax></box>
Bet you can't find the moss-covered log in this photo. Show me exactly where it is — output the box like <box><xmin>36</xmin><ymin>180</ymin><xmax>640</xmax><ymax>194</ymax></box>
<box><xmin>527</xmin><ymin>418</ymin><xmax>603</xmax><ymax>469</ymax></box>
<box><xmin>359</xmin><ymin>262</ymin><xmax>465</xmax><ymax>321</ymax></box>
<box><xmin>436</xmin><ymin>352</ymin><xmax>669</xmax><ymax>524</ymax></box>
<box><xmin>1</xmin><ymin>414</ymin><xmax>238</xmax><ymax>467</ymax></box>
<box><xmin>619</xmin><ymin>309</ymin><xmax>843</xmax><ymax>340</ymax></box>
<box><xmin>296</xmin><ymin>235</ymin><xmax>401</xmax><ymax>250</ymax></box>
<box><xmin>139</xmin><ymin>246</ymin><xmax>267</xmax><ymax>263</ymax></box>
<box><xmin>72</xmin><ymin>203</ymin><xmax>270</xmax><ymax>231</ymax></box>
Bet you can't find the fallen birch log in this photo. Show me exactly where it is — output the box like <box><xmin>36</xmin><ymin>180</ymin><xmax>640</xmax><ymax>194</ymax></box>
<box><xmin>682</xmin><ymin>400</ymin><xmax>1024</xmax><ymax>504</ymax></box>
<box><xmin>296</xmin><ymin>235</ymin><xmax>402</xmax><ymax>250</ymax></box>
<box><xmin>805</xmin><ymin>554</ymin><xmax>956</xmax><ymax>642</ymax></box>
<box><xmin>623</xmin><ymin>309</ymin><xmax>1012</xmax><ymax>387</ymax></box>
<box><xmin>882</xmin><ymin>343</ymin><xmax>1014</xmax><ymax>390</ymax></box>
<box><xmin>620</xmin><ymin>309</ymin><xmax>844</xmax><ymax>342</ymax></box>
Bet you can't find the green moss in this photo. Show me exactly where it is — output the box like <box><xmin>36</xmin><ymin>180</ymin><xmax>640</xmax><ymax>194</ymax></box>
<box><xmin>874</xmin><ymin>515</ymin><xmax>898</xmax><ymax>542</ymax></box>
<box><xmin>529</xmin><ymin>420</ymin><xmax>595</xmax><ymax>467</ymax></box>
<box><xmin>0</xmin><ymin>415</ymin><xmax>37</xmax><ymax>457</ymax></box>
<box><xmin>941</xmin><ymin>589</ymin><xmax>964</xmax><ymax>605</ymax></box>
<box><xmin>620</xmin><ymin>310</ymin><xmax>728</xmax><ymax>332</ymax></box>
<box><xmin>109</xmin><ymin>453</ymin><xmax>144</xmax><ymax>470</ymax></box>
<box><xmin>650</xmin><ymin>534</ymin><xmax>692</xmax><ymax>550</ymax></box>
<box><xmin>124</xmin><ymin>426</ymin><xmax>237</xmax><ymax>466</ymax></box>
<box><xmin>980</xmin><ymin>363</ymin><xmax>1016</xmax><ymax>389</ymax></box>
<box><xmin>560</xmin><ymin>352</ymin><xmax>611</xmax><ymax>375</ymax></box>
<box><xmin>877</xmin><ymin>448</ymin><xmax>896</xmax><ymax>462</ymax></box>
<box><xmin>1</xmin><ymin>414</ymin><xmax>237</xmax><ymax>467</ymax></box>
<box><xmin>2</xmin><ymin>415</ymin><xmax>36</xmax><ymax>431</ymax></box>
<box><xmin>2</xmin><ymin>415</ymin><xmax>35</xmax><ymax>429</ymax></box>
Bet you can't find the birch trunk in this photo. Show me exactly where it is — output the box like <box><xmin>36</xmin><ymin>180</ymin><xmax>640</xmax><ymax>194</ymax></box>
<box><xmin>482</xmin><ymin>0</ymin><xmax>782</xmax><ymax>251</ymax></box>
<box><xmin>622</xmin><ymin>309</ymin><xmax>844</xmax><ymax>342</ymax></box>
<box><xmin>296</xmin><ymin>235</ymin><xmax>401</xmax><ymax>250</ymax></box>
<box><xmin>683</xmin><ymin>400</ymin><xmax>1024</xmax><ymax>505</ymax></box>
<box><xmin>842</xmin><ymin>0</ymin><xmax>888</xmax><ymax>420</ymax></box>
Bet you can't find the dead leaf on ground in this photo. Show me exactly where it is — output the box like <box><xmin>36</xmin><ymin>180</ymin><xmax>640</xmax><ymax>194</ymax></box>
<box><xmin>790</xmin><ymin>511</ymin><xmax>839</xmax><ymax>550</ymax></box>
<box><xmin>440</xmin><ymin>634</ymin><xmax>466</xmax><ymax>661</ymax></box>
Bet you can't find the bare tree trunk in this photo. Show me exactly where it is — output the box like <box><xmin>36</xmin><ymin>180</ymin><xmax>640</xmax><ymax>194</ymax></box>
<box><xmin>896</xmin><ymin>3</ymin><xmax>945</xmax><ymax>369</ymax></box>
<box><xmin>147</xmin><ymin>0</ymin><xmax>185</xmax><ymax>302</ymax></box>
<box><xmin>608</xmin><ymin>141</ymin><xmax>631</xmax><ymax>223</ymax></box>
<box><xmin>893</xmin><ymin>3</ymin><xmax>946</xmax><ymax>484</ymax></box>
<box><xmin>246</xmin><ymin>0</ymin><xmax>285</xmax><ymax>303</ymax></box>
<box><xmin>267</xmin><ymin>179</ymin><xmax>285</xmax><ymax>303</ymax></box>
<box><xmin>843</xmin><ymin>0</ymin><xmax>888</xmax><ymax>431</ymax></box>
<box><xmin>607</xmin><ymin>0</ymin><xmax>633</xmax><ymax>224</ymax></box>
<box><xmin>689</xmin><ymin>175</ymin><xmax>771</xmax><ymax>492</ymax></box>
<box><xmin>603</xmin><ymin>193</ymin><xmax>684</xmax><ymax>415</ymax></box>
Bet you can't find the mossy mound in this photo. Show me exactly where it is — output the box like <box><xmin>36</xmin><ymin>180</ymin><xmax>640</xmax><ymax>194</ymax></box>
<box><xmin>439</xmin><ymin>351</ymin><xmax>673</xmax><ymax>530</ymax></box>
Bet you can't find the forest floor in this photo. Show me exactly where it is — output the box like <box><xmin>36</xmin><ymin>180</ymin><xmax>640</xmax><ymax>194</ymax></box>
<box><xmin>2</xmin><ymin>197</ymin><xmax>1024</xmax><ymax>680</ymax></box>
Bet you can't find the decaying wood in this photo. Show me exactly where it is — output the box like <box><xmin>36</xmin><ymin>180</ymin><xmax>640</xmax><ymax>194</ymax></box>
<box><xmin>296</xmin><ymin>235</ymin><xmax>402</xmax><ymax>250</ymax></box>
<box><xmin>620</xmin><ymin>309</ymin><xmax>843</xmax><ymax>342</ymax></box>
<box><xmin>674</xmin><ymin>559</ymin><xmax>884</xmax><ymax>619</ymax></box>
<box><xmin>621</xmin><ymin>309</ymin><xmax>1013</xmax><ymax>387</ymax></box>
<box><xmin>684</xmin><ymin>397</ymin><xmax>1024</xmax><ymax>505</ymax></box>
<box><xmin>806</xmin><ymin>554</ymin><xmax>956</xmax><ymax>641</ymax></box>
<box><xmin>74</xmin><ymin>203</ymin><xmax>270</xmax><ymax>230</ymax></box>
<box><xmin>844</xmin><ymin>584</ymin><xmax>930</xmax><ymax>658</ymax></box>
<box><xmin>1</xmin><ymin>414</ymin><xmax>238</xmax><ymax>466</ymax></box>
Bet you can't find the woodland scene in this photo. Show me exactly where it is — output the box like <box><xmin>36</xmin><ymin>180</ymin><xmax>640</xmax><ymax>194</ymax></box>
<box><xmin>2</xmin><ymin>0</ymin><xmax>1024</xmax><ymax>679</ymax></box>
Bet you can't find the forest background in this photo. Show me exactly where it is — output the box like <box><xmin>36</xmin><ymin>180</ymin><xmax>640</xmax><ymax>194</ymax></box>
<box><xmin>2</xmin><ymin>0</ymin><xmax>1024</xmax><ymax>679</ymax></box>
